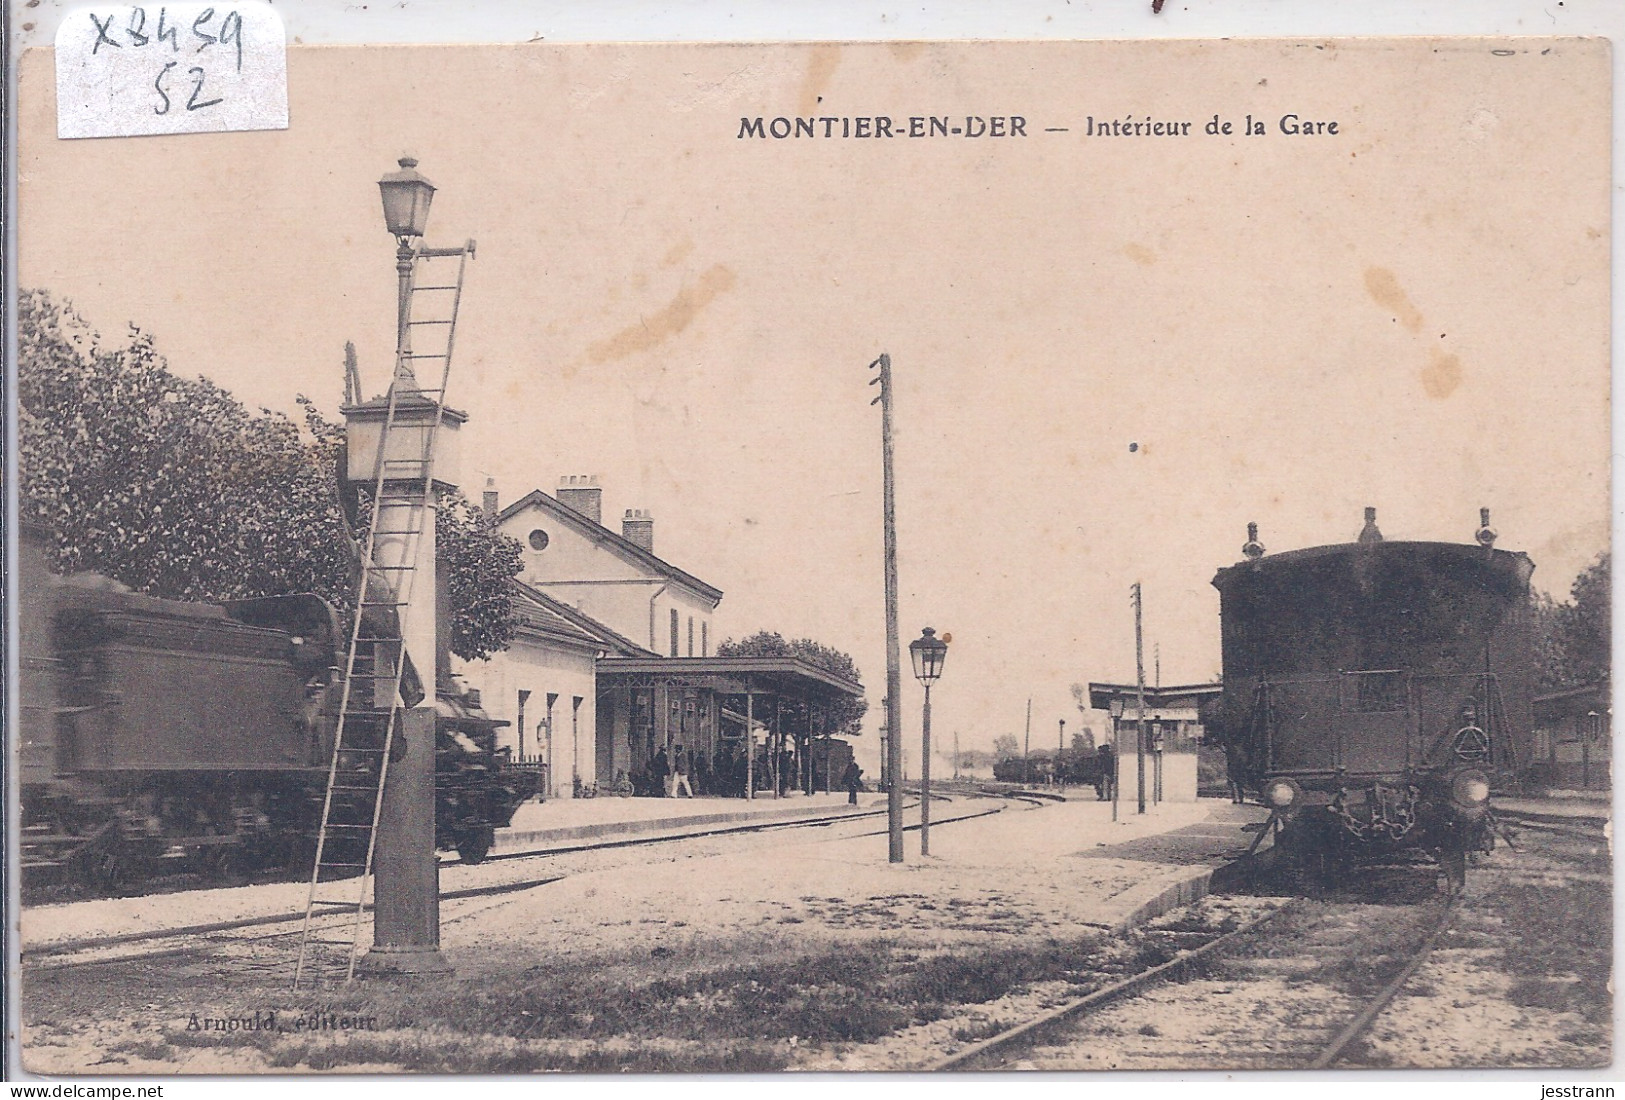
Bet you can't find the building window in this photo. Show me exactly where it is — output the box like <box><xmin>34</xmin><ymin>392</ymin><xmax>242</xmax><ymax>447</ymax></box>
<box><xmin>687</xmin><ymin>617</ymin><xmax>695</xmax><ymax>657</ymax></box>
<box><xmin>528</xmin><ymin>529</ymin><xmax>550</xmax><ymax>551</ymax></box>
<box><xmin>702</xmin><ymin>621</ymin><xmax>709</xmax><ymax>657</ymax></box>
<box><xmin>670</xmin><ymin>608</ymin><xmax>680</xmax><ymax>657</ymax></box>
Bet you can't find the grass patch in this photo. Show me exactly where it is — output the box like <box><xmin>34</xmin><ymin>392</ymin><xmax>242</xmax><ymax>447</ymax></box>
<box><xmin>91</xmin><ymin>932</ymin><xmax>1139</xmax><ymax>1072</ymax></box>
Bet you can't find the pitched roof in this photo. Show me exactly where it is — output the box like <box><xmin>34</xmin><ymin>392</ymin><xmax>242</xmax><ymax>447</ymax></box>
<box><xmin>497</xmin><ymin>490</ymin><xmax>723</xmax><ymax>604</ymax></box>
<box><xmin>512</xmin><ymin>580</ymin><xmax>657</xmax><ymax>657</ymax></box>
<box><xmin>507</xmin><ymin>585</ymin><xmax>602</xmax><ymax>651</ymax></box>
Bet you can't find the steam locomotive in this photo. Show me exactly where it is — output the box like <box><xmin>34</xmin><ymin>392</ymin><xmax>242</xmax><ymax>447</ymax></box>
<box><xmin>1213</xmin><ymin>508</ymin><xmax>1533</xmax><ymax>891</ymax></box>
<box><xmin>19</xmin><ymin>525</ymin><xmax>536</xmax><ymax>894</ymax></box>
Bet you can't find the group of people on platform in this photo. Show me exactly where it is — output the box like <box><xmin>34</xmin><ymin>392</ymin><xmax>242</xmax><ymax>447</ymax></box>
<box><xmin>609</xmin><ymin>743</ymin><xmax>867</xmax><ymax>802</ymax></box>
<box><xmin>627</xmin><ymin>743</ymin><xmax>803</xmax><ymax>798</ymax></box>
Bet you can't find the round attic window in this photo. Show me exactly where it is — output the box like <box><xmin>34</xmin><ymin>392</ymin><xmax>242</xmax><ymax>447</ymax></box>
<box><xmin>528</xmin><ymin>529</ymin><xmax>550</xmax><ymax>551</ymax></box>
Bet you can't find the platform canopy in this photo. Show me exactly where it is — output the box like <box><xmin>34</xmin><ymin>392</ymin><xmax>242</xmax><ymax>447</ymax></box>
<box><xmin>1087</xmin><ymin>681</ymin><xmax>1221</xmax><ymax>719</ymax></box>
<box><xmin>597</xmin><ymin>655</ymin><xmax>863</xmax><ymax>710</ymax></box>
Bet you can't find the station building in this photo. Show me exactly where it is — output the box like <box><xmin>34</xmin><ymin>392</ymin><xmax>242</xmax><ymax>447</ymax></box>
<box><xmin>456</xmin><ymin>477</ymin><xmax>863</xmax><ymax>799</ymax></box>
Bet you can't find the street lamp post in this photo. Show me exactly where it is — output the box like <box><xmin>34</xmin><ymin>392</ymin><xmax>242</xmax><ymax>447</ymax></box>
<box><xmin>909</xmin><ymin>627</ymin><xmax>948</xmax><ymax>856</ymax></box>
<box><xmin>1109</xmin><ymin>697</ymin><xmax>1124</xmax><ymax>822</ymax></box>
<box><xmin>355</xmin><ymin>156</ymin><xmax>450</xmax><ymax>977</ymax></box>
<box><xmin>1058</xmin><ymin>718</ymin><xmax>1066</xmax><ymax>790</ymax></box>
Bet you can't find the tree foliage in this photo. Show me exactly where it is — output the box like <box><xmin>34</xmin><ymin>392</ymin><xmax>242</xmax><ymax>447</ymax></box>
<box><xmin>991</xmin><ymin>733</ymin><xmax>1021</xmax><ymax>761</ymax></box>
<box><xmin>18</xmin><ymin>288</ymin><xmax>521</xmax><ymax>661</ymax></box>
<box><xmin>715</xmin><ymin>629</ymin><xmax>869</xmax><ymax>736</ymax></box>
<box><xmin>1534</xmin><ymin>552</ymin><xmax>1610</xmax><ymax>691</ymax></box>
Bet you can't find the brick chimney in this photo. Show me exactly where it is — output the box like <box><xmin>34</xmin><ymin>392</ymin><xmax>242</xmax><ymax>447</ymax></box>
<box><xmin>482</xmin><ymin>477</ymin><xmax>498</xmax><ymax>522</ymax></box>
<box><xmin>622</xmin><ymin>508</ymin><xmax>654</xmax><ymax>552</ymax></box>
<box><xmin>557</xmin><ymin>475</ymin><xmax>602</xmax><ymax>525</ymax></box>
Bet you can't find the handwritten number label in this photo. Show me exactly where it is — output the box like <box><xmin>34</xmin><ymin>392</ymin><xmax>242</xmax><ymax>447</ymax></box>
<box><xmin>187</xmin><ymin>67</ymin><xmax>223</xmax><ymax>110</ymax></box>
<box><xmin>89</xmin><ymin>13</ymin><xmax>120</xmax><ymax>52</ymax></box>
<box><xmin>56</xmin><ymin>2</ymin><xmax>286</xmax><ymax>138</ymax></box>
<box><xmin>220</xmin><ymin>11</ymin><xmax>244</xmax><ymax>71</ymax></box>
<box><xmin>153</xmin><ymin>59</ymin><xmax>174</xmax><ymax>114</ymax></box>
<box><xmin>156</xmin><ymin>7</ymin><xmax>179</xmax><ymax>50</ymax></box>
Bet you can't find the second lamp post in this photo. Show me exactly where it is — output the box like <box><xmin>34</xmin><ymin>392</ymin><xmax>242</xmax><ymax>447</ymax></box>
<box><xmin>909</xmin><ymin>626</ymin><xmax>948</xmax><ymax>856</ymax></box>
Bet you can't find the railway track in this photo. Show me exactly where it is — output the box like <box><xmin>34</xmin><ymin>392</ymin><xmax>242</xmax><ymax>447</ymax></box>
<box><xmin>24</xmin><ymin>797</ymin><xmax>916</xmax><ymax>908</ymax></box>
<box><xmin>931</xmin><ymin>891</ymin><xmax>1460</xmax><ymax>1071</ymax></box>
<box><xmin>22</xmin><ymin>796</ymin><xmax>1017</xmax><ymax>973</ymax></box>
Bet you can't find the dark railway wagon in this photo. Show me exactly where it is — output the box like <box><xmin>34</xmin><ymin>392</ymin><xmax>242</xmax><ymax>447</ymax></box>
<box><xmin>1213</xmin><ymin>509</ymin><xmax>1534</xmax><ymax>890</ymax></box>
<box><xmin>20</xmin><ymin>525</ymin><xmax>535</xmax><ymax>892</ymax></box>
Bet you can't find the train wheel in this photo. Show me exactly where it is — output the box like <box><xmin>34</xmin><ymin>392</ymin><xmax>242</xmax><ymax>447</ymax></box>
<box><xmin>456</xmin><ymin>828</ymin><xmax>494</xmax><ymax>865</ymax></box>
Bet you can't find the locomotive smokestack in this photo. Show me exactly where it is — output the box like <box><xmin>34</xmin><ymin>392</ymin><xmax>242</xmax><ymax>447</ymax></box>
<box><xmin>1242</xmin><ymin>522</ymin><xmax>1265</xmax><ymax>561</ymax></box>
<box><xmin>1476</xmin><ymin>507</ymin><xmax>1497</xmax><ymax>550</ymax></box>
<box><xmin>1358</xmin><ymin>506</ymin><xmax>1383</xmax><ymax>544</ymax></box>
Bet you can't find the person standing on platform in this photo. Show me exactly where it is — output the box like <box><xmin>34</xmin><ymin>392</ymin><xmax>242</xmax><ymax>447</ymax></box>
<box><xmin>1095</xmin><ymin>742</ymin><xmax>1116</xmax><ymax>802</ymax></box>
<box><xmin>673</xmin><ymin>746</ymin><xmax>694</xmax><ymax>798</ymax></box>
<box><xmin>841</xmin><ymin>760</ymin><xmax>863</xmax><ymax>805</ymax></box>
<box><xmin>652</xmin><ymin>746</ymin><xmax>671</xmax><ymax>798</ymax></box>
<box><xmin>1224</xmin><ymin>738</ymin><xmax>1248</xmax><ymax>804</ymax></box>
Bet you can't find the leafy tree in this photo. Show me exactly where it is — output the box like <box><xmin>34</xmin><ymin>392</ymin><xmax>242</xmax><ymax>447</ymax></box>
<box><xmin>991</xmin><ymin>733</ymin><xmax>1021</xmax><ymax>761</ymax></box>
<box><xmin>715</xmin><ymin>629</ymin><xmax>869</xmax><ymax>736</ymax></box>
<box><xmin>1530</xmin><ymin>589</ymin><xmax>1567</xmax><ymax>692</ymax></box>
<box><xmin>1532</xmin><ymin>553</ymin><xmax>1610</xmax><ymax>691</ymax></box>
<box><xmin>439</xmin><ymin>491</ymin><xmax>525</xmax><ymax>661</ymax></box>
<box><xmin>18</xmin><ymin>287</ymin><xmax>521</xmax><ymax>661</ymax></box>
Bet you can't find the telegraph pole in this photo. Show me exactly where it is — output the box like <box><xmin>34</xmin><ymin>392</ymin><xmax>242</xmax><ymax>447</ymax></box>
<box><xmin>1058</xmin><ymin>718</ymin><xmax>1066</xmax><ymax>790</ymax></box>
<box><xmin>953</xmin><ymin>729</ymin><xmax>960</xmax><ymax>781</ymax></box>
<box><xmin>1023</xmin><ymin>697</ymin><xmax>1032</xmax><ymax>785</ymax></box>
<box><xmin>1133</xmin><ymin>582</ymin><xmax>1147</xmax><ymax>815</ymax></box>
<box><xmin>871</xmin><ymin>353</ymin><xmax>905</xmax><ymax>863</ymax></box>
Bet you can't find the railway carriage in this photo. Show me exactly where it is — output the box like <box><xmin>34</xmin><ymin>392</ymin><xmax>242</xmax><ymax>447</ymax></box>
<box><xmin>1213</xmin><ymin>509</ymin><xmax>1534</xmax><ymax>890</ymax></box>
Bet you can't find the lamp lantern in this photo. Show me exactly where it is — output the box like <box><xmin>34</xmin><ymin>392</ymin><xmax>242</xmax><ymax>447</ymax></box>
<box><xmin>378</xmin><ymin>156</ymin><xmax>436</xmax><ymax>239</ymax></box>
<box><xmin>909</xmin><ymin>627</ymin><xmax>948</xmax><ymax>685</ymax></box>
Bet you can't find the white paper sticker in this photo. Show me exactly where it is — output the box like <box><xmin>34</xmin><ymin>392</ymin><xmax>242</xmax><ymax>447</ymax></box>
<box><xmin>55</xmin><ymin>3</ymin><xmax>288</xmax><ymax>139</ymax></box>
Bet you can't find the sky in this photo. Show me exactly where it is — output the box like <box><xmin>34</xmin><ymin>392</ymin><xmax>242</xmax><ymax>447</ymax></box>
<box><xmin>17</xmin><ymin>39</ymin><xmax>1611</xmax><ymax>772</ymax></box>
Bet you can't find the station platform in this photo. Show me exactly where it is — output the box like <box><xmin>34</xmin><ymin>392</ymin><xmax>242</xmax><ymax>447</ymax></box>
<box><xmin>442</xmin><ymin>797</ymin><xmax>1273</xmax><ymax>965</ymax></box>
<box><xmin>487</xmin><ymin>791</ymin><xmax>888</xmax><ymax>855</ymax></box>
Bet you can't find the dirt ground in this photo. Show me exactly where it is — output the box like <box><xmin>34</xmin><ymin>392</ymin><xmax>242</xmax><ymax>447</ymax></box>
<box><xmin>18</xmin><ymin>797</ymin><xmax>1609</xmax><ymax>1074</ymax></box>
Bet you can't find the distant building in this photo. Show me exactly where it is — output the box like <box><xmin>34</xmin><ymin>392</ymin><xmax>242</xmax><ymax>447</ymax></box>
<box><xmin>1086</xmin><ymin>682</ymin><xmax>1222</xmax><ymax>803</ymax></box>
<box><xmin>1529</xmin><ymin>682</ymin><xmax>1610</xmax><ymax>791</ymax></box>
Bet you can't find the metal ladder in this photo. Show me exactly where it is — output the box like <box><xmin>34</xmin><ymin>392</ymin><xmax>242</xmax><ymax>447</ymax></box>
<box><xmin>294</xmin><ymin>239</ymin><xmax>476</xmax><ymax>988</ymax></box>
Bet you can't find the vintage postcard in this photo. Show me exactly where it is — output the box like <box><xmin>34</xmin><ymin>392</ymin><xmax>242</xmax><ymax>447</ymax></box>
<box><xmin>11</xmin><ymin>36</ymin><xmax>1612</xmax><ymax>1076</ymax></box>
